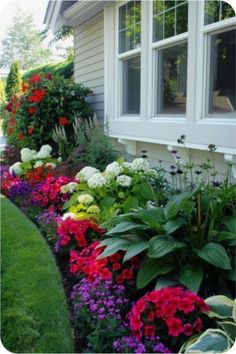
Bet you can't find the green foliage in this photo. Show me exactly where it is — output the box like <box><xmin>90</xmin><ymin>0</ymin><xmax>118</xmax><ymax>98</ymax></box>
<box><xmin>101</xmin><ymin>184</ymin><xmax>236</xmax><ymax>293</ymax></box>
<box><xmin>5</xmin><ymin>61</ymin><xmax>22</xmax><ymax>101</ymax></box>
<box><xmin>1</xmin><ymin>196</ymin><xmax>74</xmax><ymax>353</ymax></box>
<box><xmin>77</xmin><ymin>129</ymin><xmax>120</xmax><ymax>171</ymax></box>
<box><xmin>1</xmin><ymin>8</ymin><xmax>51</xmax><ymax>70</ymax></box>
<box><xmin>23</xmin><ymin>59</ymin><xmax>73</xmax><ymax>80</ymax></box>
<box><xmin>0</xmin><ymin>79</ymin><xmax>6</xmax><ymax>104</ymax></box>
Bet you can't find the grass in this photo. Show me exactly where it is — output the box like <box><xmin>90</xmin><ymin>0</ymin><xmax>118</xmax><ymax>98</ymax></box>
<box><xmin>1</xmin><ymin>195</ymin><xmax>74</xmax><ymax>353</ymax></box>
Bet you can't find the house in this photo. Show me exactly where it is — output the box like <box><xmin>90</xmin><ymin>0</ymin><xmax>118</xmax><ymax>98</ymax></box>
<box><xmin>44</xmin><ymin>0</ymin><xmax>236</xmax><ymax>178</ymax></box>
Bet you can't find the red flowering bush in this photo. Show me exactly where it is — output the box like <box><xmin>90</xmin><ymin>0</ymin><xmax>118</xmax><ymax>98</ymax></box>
<box><xmin>56</xmin><ymin>217</ymin><xmax>105</xmax><ymax>251</ymax></box>
<box><xmin>3</xmin><ymin>73</ymin><xmax>93</xmax><ymax>150</ymax></box>
<box><xmin>69</xmin><ymin>241</ymin><xmax>140</xmax><ymax>285</ymax></box>
<box><xmin>127</xmin><ymin>287</ymin><xmax>209</xmax><ymax>344</ymax></box>
<box><xmin>30</xmin><ymin>175</ymin><xmax>73</xmax><ymax>213</ymax></box>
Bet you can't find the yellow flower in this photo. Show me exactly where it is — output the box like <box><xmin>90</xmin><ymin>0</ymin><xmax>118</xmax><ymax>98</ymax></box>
<box><xmin>74</xmin><ymin>212</ymin><xmax>90</xmax><ymax>220</ymax></box>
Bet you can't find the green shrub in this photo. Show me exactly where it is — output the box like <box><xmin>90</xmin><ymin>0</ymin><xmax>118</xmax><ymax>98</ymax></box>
<box><xmin>0</xmin><ymin>78</ymin><xmax>6</xmax><ymax>104</ymax></box>
<box><xmin>3</xmin><ymin>73</ymin><xmax>93</xmax><ymax>150</ymax></box>
<box><xmin>23</xmin><ymin>59</ymin><xmax>73</xmax><ymax>80</ymax></box>
<box><xmin>5</xmin><ymin>61</ymin><xmax>22</xmax><ymax>101</ymax></box>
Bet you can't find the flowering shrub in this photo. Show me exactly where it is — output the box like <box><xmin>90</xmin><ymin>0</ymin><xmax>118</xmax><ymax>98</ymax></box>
<box><xmin>0</xmin><ymin>165</ymin><xmax>22</xmax><ymax>195</ymax></box>
<box><xmin>55</xmin><ymin>217</ymin><xmax>104</xmax><ymax>252</ymax></box>
<box><xmin>71</xmin><ymin>277</ymin><xmax>131</xmax><ymax>353</ymax></box>
<box><xmin>69</xmin><ymin>241</ymin><xmax>140</xmax><ymax>285</ymax></box>
<box><xmin>113</xmin><ymin>335</ymin><xmax>171</xmax><ymax>353</ymax></box>
<box><xmin>3</xmin><ymin>74</ymin><xmax>93</xmax><ymax>149</ymax></box>
<box><xmin>31</xmin><ymin>175</ymin><xmax>73</xmax><ymax>213</ymax></box>
<box><xmin>127</xmin><ymin>287</ymin><xmax>209</xmax><ymax>348</ymax></box>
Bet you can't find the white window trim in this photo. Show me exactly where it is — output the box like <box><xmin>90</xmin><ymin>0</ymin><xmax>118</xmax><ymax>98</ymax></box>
<box><xmin>104</xmin><ymin>1</ymin><xmax>236</xmax><ymax>153</ymax></box>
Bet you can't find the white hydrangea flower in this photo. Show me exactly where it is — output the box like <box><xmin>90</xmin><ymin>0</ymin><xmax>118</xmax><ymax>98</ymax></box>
<box><xmin>122</xmin><ymin>162</ymin><xmax>132</xmax><ymax>170</ymax></box>
<box><xmin>87</xmin><ymin>172</ymin><xmax>106</xmax><ymax>189</ymax></box>
<box><xmin>20</xmin><ymin>148</ymin><xmax>37</xmax><ymax>162</ymax></box>
<box><xmin>34</xmin><ymin>160</ymin><xmax>44</xmax><ymax>169</ymax></box>
<box><xmin>57</xmin><ymin>157</ymin><xmax>62</xmax><ymax>163</ymax></box>
<box><xmin>60</xmin><ymin>182</ymin><xmax>78</xmax><ymax>194</ymax></box>
<box><xmin>45</xmin><ymin>162</ymin><xmax>57</xmax><ymax>169</ymax></box>
<box><xmin>37</xmin><ymin>145</ymin><xmax>52</xmax><ymax>159</ymax></box>
<box><xmin>87</xmin><ymin>205</ymin><xmax>100</xmax><ymax>214</ymax></box>
<box><xmin>77</xmin><ymin>194</ymin><xmax>94</xmax><ymax>205</ymax></box>
<box><xmin>105</xmin><ymin>162</ymin><xmax>123</xmax><ymax>177</ymax></box>
<box><xmin>131</xmin><ymin>158</ymin><xmax>150</xmax><ymax>172</ymax></box>
<box><xmin>9</xmin><ymin>162</ymin><xmax>23</xmax><ymax>176</ymax></box>
<box><xmin>75</xmin><ymin>166</ymin><xmax>99</xmax><ymax>182</ymax></box>
<box><xmin>116</xmin><ymin>174</ymin><xmax>132</xmax><ymax>187</ymax></box>
<box><xmin>62</xmin><ymin>212</ymin><xmax>76</xmax><ymax>220</ymax></box>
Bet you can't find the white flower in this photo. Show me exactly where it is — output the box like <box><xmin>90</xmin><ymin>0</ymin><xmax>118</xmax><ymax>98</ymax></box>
<box><xmin>34</xmin><ymin>160</ymin><xmax>44</xmax><ymax>169</ymax></box>
<box><xmin>37</xmin><ymin>145</ymin><xmax>52</xmax><ymax>159</ymax></box>
<box><xmin>116</xmin><ymin>174</ymin><xmax>132</xmax><ymax>187</ymax></box>
<box><xmin>87</xmin><ymin>205</ymin><xmax>100</xmax><ymax>214</ymax></box>
<box><xmin>62</xmin><ymin>212</ymin><xmax>76</xmax><ymax>220</ymax></box>
<box><xmin>20</xmin><ymin>148</ymin><xmax>37</xmax><ymax>162</ymax></box>
<box><xmin>45</xmin><ymin>162</ymin><xmax>57</xmax><ymax>169</ymax></box>
<box><xmin>77</xmin><ymin>194</ymin><xmax>94</xmax><ymax>205</ymax></box>
<box><xmin>57</xmin><ymin>157</ymin><xmax>62</xmax><ymax>163</ymax></box>
<box><xmin>105</xmin><ymin>162</ymin><xmax>123</xmax><ymax>177</ymax></box>
<box><xmin>87</xmin><ymin>172</ymin><xmax>106</xmax><ymax>189</ymax></box>
<box><xmin>75</xmin><ymin>166</ymin><xmax>99</xmax><ymax>182</ymax></box>
<box><xmin>131</xmin><ymin>158</ymin><xmax>150</xmax><ymax>172</ymax></box>
<box><xmin>60</xmin><ymin>182</ymin><xmax>78</xmax><ymax>194</ymax></box>
<box><xmin>9</xmin><ymin>162</ymin><xmax>23</xmax><ymax>176</ymax></box>
<box><xmin>122</xmin><ymin>162</ymin><xmax>132</xmax><ymax>170</ymax></box>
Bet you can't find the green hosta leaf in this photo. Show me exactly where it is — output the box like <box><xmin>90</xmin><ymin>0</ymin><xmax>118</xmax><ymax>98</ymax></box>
<box><xmin>205</xmin><ymin>295</ymin><xmax>235</xmax><ymax>319</ymax></box>
<box><xmin>123</xmin><ymin>242</ymin><xmax>149</xmax><ymax>263</ymax></box>
<box><xmin>225</xmin><ymin>268</ymin><xmax>236</xmax><ymax>282</ymax></box>
<box><xmin>123</xmin><ymin>196</ymin><xmax>139</xmax><ymax>213</ymax></box>
<box><xmin>183</xmin><ymin>329</ymin><xmax>231</xmax><ymax>353</ymax></box>
<box><xmin>165</xmin><ymin>191</ymin><xmax>192</xmax><ymax>220</ymax></box>
<box><xmin>179</xmin><ymin>264</ymin><xmax>204</xmax><ymax>293</ymax></box>
<box><xmin>148</xmin><ymin>235</ymin><xmax>186</xmax><ymax>259</ymax></box>
<box><xmin>219</xmin><ymin>321</ymin><xmax>236</xmax><ymax>341</ymax></box>
<box><xmin>213</xmin><ymin>231</ymin><xmax>236</xmax><ymax>242</ymax></box>
<box><xmin>138</xmin><ymin>183</ymin><xmax>154</xmax><ymax>200</ymax></box>
<box><xmin>155</xmin><ymin>275</ymin><xmax>179</xmax><ymax>290</ymax></box>
<box><xmin>223</xmin><ymin>216</ymin><xmax>236</xmax><ymax>234</ymax></box>
<box><xmin>195</xmin><ymin>242</ymin><xmax>232</xmax><ymax>270</ymax></box>
<box><xmin>164</xmin><ymin>218</ymin><xmax>185</xmax><ymax>234</ymax></box>
<box><xmin>97</xmin><ymin>238</ymin><xmax>132</xmax><ymax>259</ymax></box>
<box><xmin>137</xmin><ymin>257</ymin><xmax>175</xmax><ymax>289</ymax></box>
<box><xmin>130</xmin><ymin>208</ymin><xmax>165</xmax><ymax>232</ymax></box>
<box><xmin>100</xmin><ymin>197</ymin><xmax>116</xmax><ymax>209</ymax></box>
<box><xmin>106</xmin><ymin>221</ymin><xmax>149</xmax><ymax>236</ymax></box>
<box><xmin>228</xmin><ymin>239</ymin><xmax>236</xmax><ymax>246</ymax></box>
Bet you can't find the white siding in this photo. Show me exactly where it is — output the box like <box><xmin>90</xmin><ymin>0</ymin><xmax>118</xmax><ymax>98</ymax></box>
<box><xmin>74</xmin><ymin>13</ymin><xmax>104</xmax><ymax>120</ymax></box>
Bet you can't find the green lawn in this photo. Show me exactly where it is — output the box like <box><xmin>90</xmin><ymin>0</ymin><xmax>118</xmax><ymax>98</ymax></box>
<box><xmin>1</xmin><ymin>195</ymin><xmax>74</xmax><ymax>353</ymax></box>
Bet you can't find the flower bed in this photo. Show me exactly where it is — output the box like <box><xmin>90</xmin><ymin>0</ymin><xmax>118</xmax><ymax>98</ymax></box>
<box><xmin>1</xmin><ymin>141</ymin><xmax>236</xmax><ymax>353</ymax></box>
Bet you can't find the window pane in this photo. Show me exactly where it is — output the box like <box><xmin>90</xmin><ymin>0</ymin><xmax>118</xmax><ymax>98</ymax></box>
<box><xmin>119</xmin><ymin>1</ymin><xmax>141</xmax><ymax>53</ymax></box>
<box><xmin>153</xmin><ymin>0</ymin><xmax>188</xmax><ymax>42</ymax></box>
<box><xmin>208</xmin><ymin>30</ymin><xmax>236</xmax><ymax>115</ymax></box>
<box><xmin>122</xmin><ymin>56</ymin><xmax>141</xmax><ymax>115</ymax></box>
<box><xmin>204</xmin><ymin>0</ymin><xmax>235</xmax><ymax>25</ymax></box>
<box><xmin>156</xmin><ymin>42</ymin><xmax>187</xmax><ymax>115</ymax></box>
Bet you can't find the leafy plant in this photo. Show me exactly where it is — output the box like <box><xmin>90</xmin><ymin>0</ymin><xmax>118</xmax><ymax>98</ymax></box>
<box><xmin>100</xmin><ymin>185</ymin><xmax>236</xmax><ymax>293</ymax></box>
<box><xmin>180</xmin><ymin>295</ymin><xmax>236</xmax><ymax>353</ymax></box>
<box><xmin>5</xmin><ymin>61</ymin><xmax>22</xmax><ymax>101</ymax></box>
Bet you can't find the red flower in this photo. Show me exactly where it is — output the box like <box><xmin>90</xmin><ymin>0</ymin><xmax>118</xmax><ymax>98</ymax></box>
<box><xmin>7</xmin><ymin>127</ymin><xmax>14</xmax><ymax>135</ymax></box>
<box><xmin>144</xmin><ymin>325</ymin><xmax>156</xmax><ymax>338</ymax></box>
<box><xmin>122</xmin><ymin>268</ymin><xmax>133</xmax><ymax>280</ymax></box>
<box><xmin>28</xmin><ymin>107</ymin><xmax>36</xmax><ymax>115</ymax></box>
<box><xmin>17</xmin><ymin>132</ymin><xmax>24</xmax><ymax>140</ymax></box>
<box><xmin>29</xmin><ymin>74</ymin><xmax>41</xmax><ymax>84</ymax></box>
<box><xmin>183</xmin><ymin>323</ymin><xmax>193</xmax><ymax>336</ymax></box>
<box><xmin>21</xmin><ymin>82</ymin><xmax>28</xmax><ymax>92</ymax></box>
<box><xmin>59</xmin><ymin>117</ymin><xmax>69</xmax><ymax>126</ymax></box>
<box><xmin>45</xmin><ymin>73</ymin><xmax>52</xmax><ymax>80</ymax></box>
<box><xmin>166</xmin><ymin>317</ymin><xmax>184</xmax><ymax>337</ymax></box>
<box><xmin>115</xmin><ymin>275</ymin><xmax>124</xmax><ymax>284</ymax></box>
<box><xmin>193</xmin><ymin>318</ymin><xmax>202</xmax><ymax>332</ymax></box>
<box><xmin>112</xmin><ymin>262</ymin><xmax>121</xmax><ymax>271</ymax></box>
<box><xmin>27</xmin><ymin>126</ymin><xmax>35</xmax><ymax>135</ymax></box>
<box><xmin>28</xmin><ymin>89</ymin><xmax>46</xmax><ymax>103</ymax></box>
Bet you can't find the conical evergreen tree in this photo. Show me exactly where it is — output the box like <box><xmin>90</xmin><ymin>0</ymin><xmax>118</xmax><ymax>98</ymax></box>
<box><xmin>5</xmin><ymin>61</ymin><xmax>22</xmax><ymax>101</ymax></box>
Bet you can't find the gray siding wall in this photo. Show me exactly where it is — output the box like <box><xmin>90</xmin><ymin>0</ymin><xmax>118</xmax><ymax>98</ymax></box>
<box><xmin>74</xmin><ymin>13</ymin><xmax>104</xmax><ymax>120</ymax></box>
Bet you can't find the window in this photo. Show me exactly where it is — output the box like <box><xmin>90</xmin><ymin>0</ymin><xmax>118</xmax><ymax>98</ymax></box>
<box><xmin>204</xmin><ymin>1</ymin><xmax>236</xmax><ymax>118</ymax></box>
<box><xmin>153</xmin><ymin>0</ymin><xmax>188</xmax><ymax>116</ymax></box>
<box><xmin>119</xmin><ymin>1</ymin><xmax>141</xmax><ymax>115</ymax></box>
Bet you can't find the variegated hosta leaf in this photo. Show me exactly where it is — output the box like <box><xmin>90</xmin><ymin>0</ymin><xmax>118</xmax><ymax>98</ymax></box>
<box><xmin>205</xmin><ymin>295</ymin><xmax>235</xmax><ymax>319</ymax></box>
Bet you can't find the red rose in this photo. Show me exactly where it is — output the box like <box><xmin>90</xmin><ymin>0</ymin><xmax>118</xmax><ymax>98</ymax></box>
<box><xmin>59</xmin><ymin>117</ymin><xmax>69</xmax><ymax>126</ymax></box>
<box><xmin>28</xmin><ymin>107</ymin><xmax>36</xmax><ymax>115</ymax></box>
<box><xmin>17</xmin><ymin>132</ymin><xmax>24</xmax><ymax>140</ymax></box>
<box><xmin>29</xmin><ymin>74</ymin><xmax>41</xmax><ymax>84</ymax></box>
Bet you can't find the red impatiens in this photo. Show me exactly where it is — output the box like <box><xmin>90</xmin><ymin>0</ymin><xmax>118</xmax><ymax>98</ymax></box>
<box><xmin>28</xmin><ymin>107</ymin><xmax>36</xmax><ymax>115</ymax></box>
<box><xmin>69</xmin><ymin>241</ymin><xmax>140</xmax><ymax>285</ymax></box>
<box><xmin>59</xmin><ymin>117</ymin><xmax>69</xmax><ymax>126</ymax></box>
<box><xmin>56</xmin><ymin>217</ymin><xmax>104</xmax><ymax>250</ymax></box>
<box><xmin>128</xmin><ymin>287</ymin><xmax>209</xmax><ymax>339</ymax></box>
